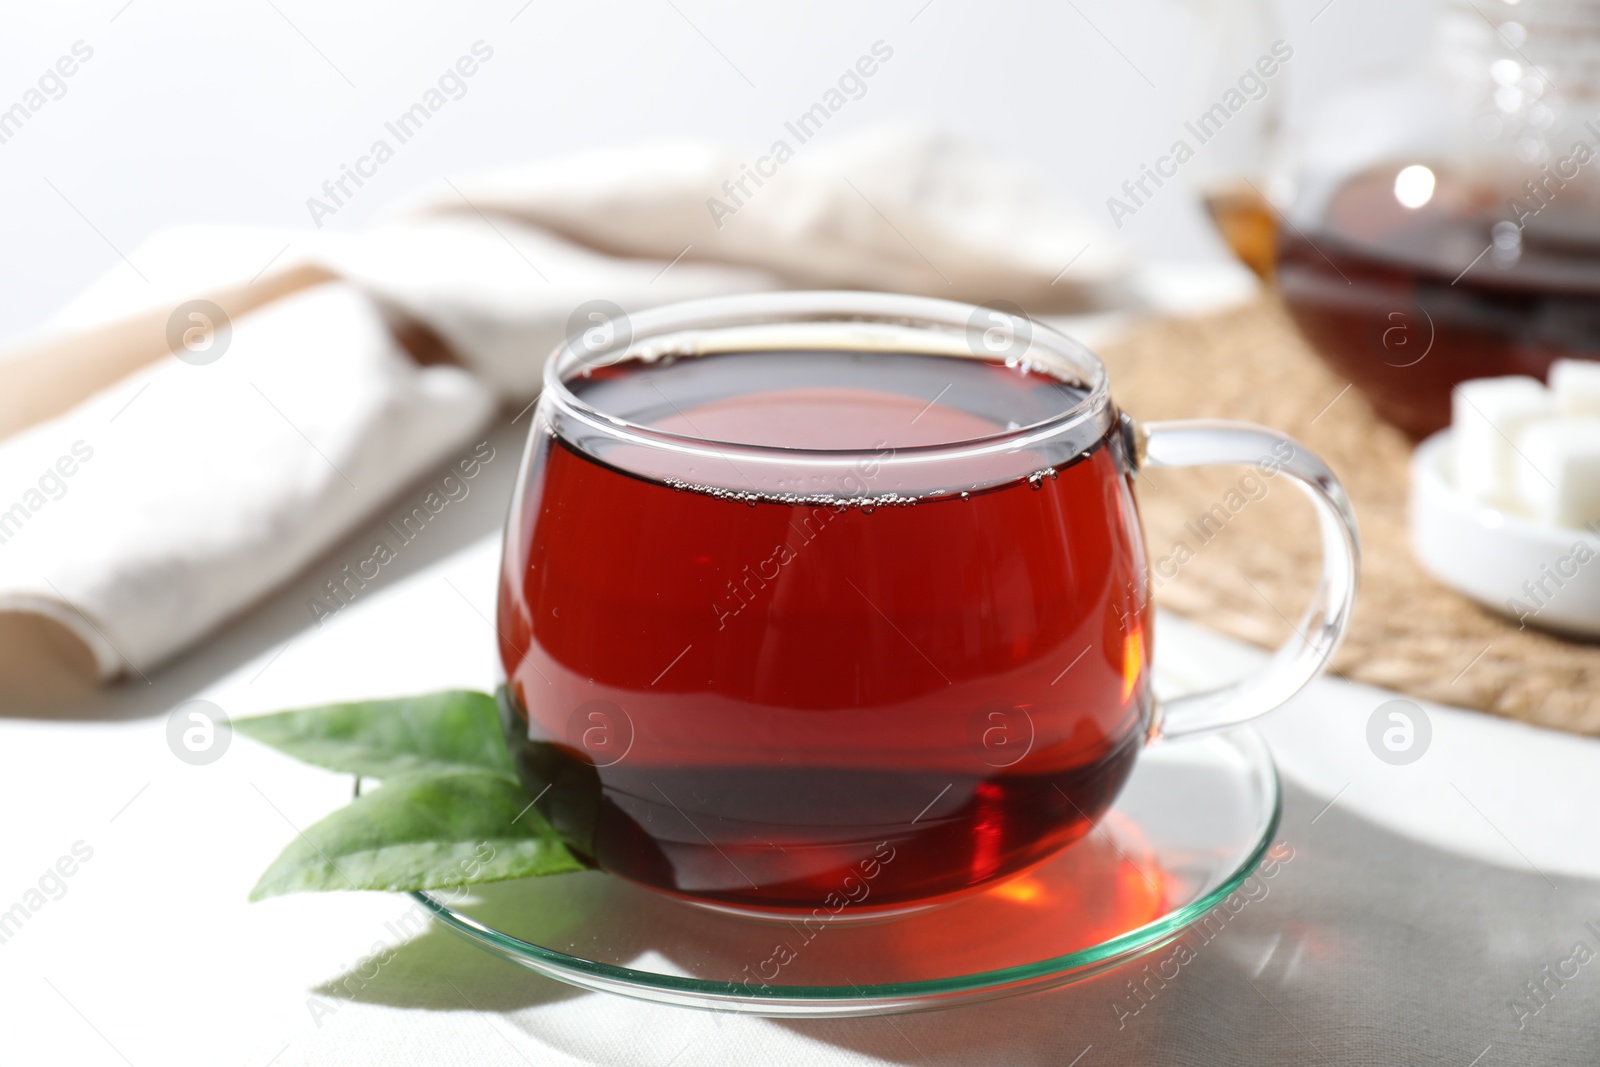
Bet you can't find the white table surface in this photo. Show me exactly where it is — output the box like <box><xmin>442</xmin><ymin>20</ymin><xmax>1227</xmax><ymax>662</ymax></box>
<box><xmin>2</xmin><ymin>400</ymin><xmax>1597</xmax><ymax>1065</ymax></box>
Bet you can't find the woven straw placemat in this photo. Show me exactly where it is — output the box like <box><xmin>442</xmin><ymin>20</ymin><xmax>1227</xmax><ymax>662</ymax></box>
<box><xmin>1099</xmin><ymin>299</ymin><xmax>1600</xmax><ymax>736</ymax></box>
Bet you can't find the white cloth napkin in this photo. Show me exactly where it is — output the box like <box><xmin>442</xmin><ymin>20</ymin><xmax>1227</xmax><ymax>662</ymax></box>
<box><xmin>0</xmin><ymin>126</ymin><xmax>1131</xmax><ymax>681</ymax></box>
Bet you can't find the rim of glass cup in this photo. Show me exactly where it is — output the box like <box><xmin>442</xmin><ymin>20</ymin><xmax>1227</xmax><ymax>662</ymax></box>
<box><xmin>538</xmin><ymin>291</ymin><xmax>1115</xmax><ymax>469</ymax></box>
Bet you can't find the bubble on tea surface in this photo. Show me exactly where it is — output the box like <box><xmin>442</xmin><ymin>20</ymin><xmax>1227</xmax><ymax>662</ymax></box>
<box><xmin>166</xmin><ymin>699</ymin><xmax>232</xmax><ymax>766</ymax></box>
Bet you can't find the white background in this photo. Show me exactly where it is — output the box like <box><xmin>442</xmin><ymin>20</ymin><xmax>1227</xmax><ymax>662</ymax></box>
<box><xmin>0</xmin><ymin>0</ymin><xmax>1424</xmax><ymax>343</ymax></box>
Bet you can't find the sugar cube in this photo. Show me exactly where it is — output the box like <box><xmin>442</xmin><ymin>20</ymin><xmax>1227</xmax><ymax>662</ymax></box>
<box><xmin>1515</xmin><ymin>417</ymin><xmax>1600</xmax><ymax>528</ymax></box>
<box><xmin>1549</xmin><ymin>359</ymin><xmax>1600</xmax><ymax>417</ymax></box>
<box><xmin>1452</xmin><ymin>376</ymin><xmax>1556</xmax><ymax>505</ymax></box>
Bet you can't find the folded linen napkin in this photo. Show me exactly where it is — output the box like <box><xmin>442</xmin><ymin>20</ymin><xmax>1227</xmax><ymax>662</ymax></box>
<box><xmin>0</xmin><ymin>126</ymin><xmax>1131</xmax><ymax>683</ymax></box>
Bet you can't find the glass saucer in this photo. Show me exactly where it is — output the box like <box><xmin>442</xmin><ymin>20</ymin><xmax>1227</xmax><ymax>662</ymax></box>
<box><xmin>414</xmin><ymin>728</ymin><xmax>1280</xmax><ymax>1018</ymax></box>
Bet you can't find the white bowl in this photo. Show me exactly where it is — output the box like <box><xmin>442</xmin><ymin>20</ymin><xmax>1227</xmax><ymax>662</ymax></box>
<box><xmin>1410</xmin><ymin>430</ymin><xmax>1600</xmax><ymax>639</ymax></box>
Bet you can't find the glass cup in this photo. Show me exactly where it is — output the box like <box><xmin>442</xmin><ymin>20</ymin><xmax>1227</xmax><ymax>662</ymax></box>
<box><xmin>495</xmin><ymin>291</ymin><xmax>1358</xmax><ymax>916</ymax></box>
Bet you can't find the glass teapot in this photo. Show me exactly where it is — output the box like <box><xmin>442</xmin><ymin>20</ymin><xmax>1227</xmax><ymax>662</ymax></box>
<box><xmin>1265</xmin><ymin>0</ymin><xmax>1600</xmax><ymax>437</ymax></box>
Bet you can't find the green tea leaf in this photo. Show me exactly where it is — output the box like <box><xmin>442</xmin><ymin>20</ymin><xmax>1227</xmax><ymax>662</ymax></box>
<box><xmin>249</xmin><ymin>770</ymin><xmax>586</xmax><ymax>900</ymax></box>
<box><xmin>234</xmin><ymin>690</ymin><xmax>513</xmax><ymax>780</ymax></box>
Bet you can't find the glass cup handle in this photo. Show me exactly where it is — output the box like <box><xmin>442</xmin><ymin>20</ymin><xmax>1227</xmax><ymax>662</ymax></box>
<box><xmin>1134</xmin><ymin>418</ymin><xmax>1361</xmax><ymax>741</ymax></box>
